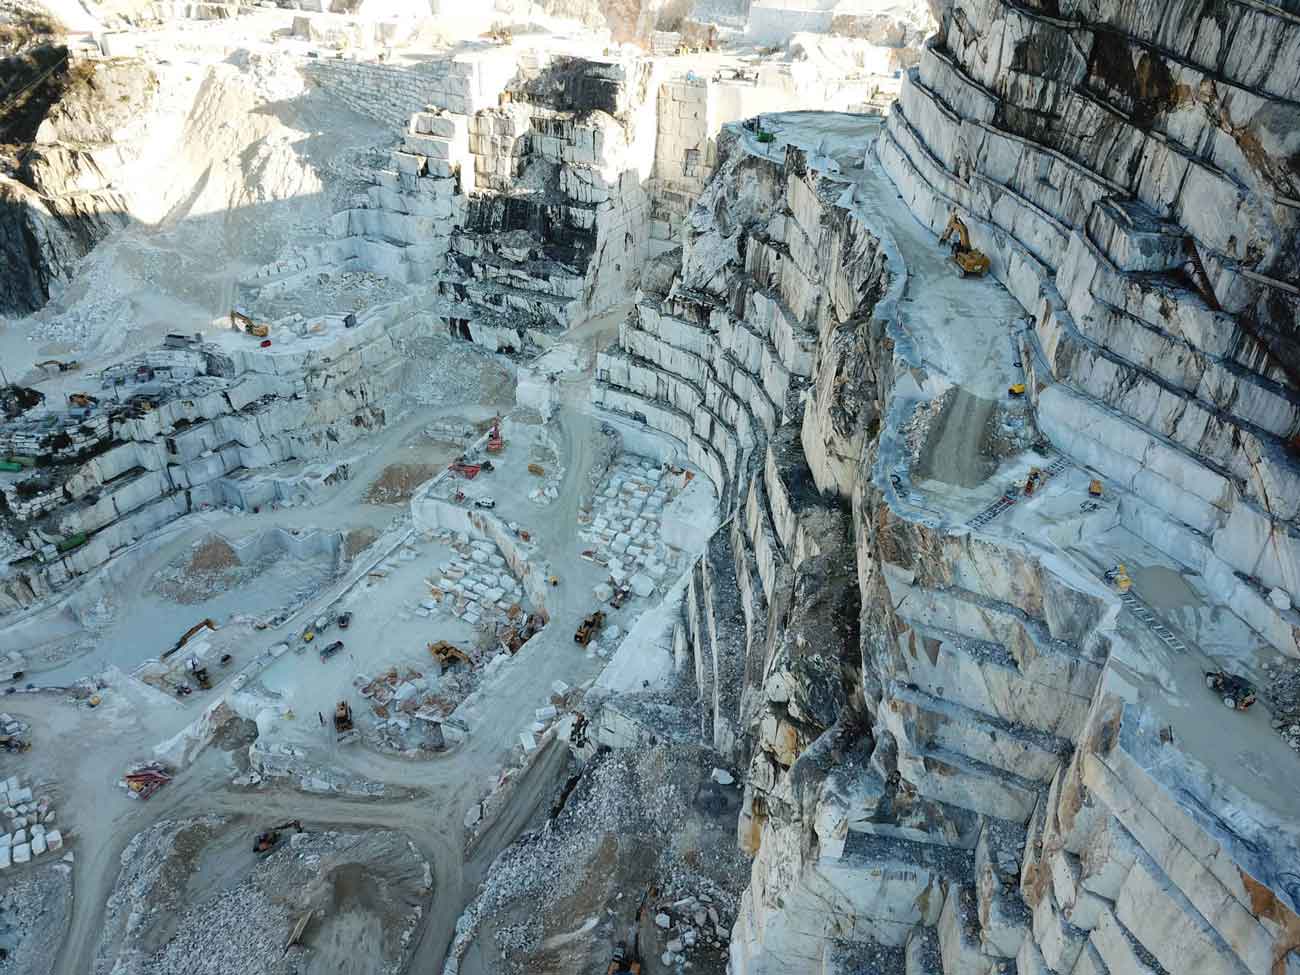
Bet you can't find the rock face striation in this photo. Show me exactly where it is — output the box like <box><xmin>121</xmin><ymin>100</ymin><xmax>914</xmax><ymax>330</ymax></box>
<box><xmin>0</xmin><ymin>55</ymin><xmax>156</xmax><ymax>314</ymax></box>
<box><xmin>593</xmin><ymin>1</ymin><xmax>1300</xmax><ymax>964</ymax></box>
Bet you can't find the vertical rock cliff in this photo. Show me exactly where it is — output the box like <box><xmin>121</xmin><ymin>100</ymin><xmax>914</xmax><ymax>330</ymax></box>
<box><xmin>594</xmin><ymin>0</ymin><xmax>1300</xmax><ymax>960</ymax></box>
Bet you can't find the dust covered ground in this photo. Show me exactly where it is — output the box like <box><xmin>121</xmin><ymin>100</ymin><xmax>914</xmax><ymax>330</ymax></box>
<box><xmin>93</xmin><ymin>817</ymin><xmax>431</xmax><ymax>975</ymax></box>
<box><xmin>460</xmin><ymin>739</ymin><xmax>749</xmax><ymax>975</ymax></box>
<box><xmin>151</xmin><ymin>533</ymin><xmax>336</xmax><ymax>606</ymax></box>
<box><xmin>0</xmin><ymin>859</ymin><xmax>73</xmax><ymax>975</ymax></box>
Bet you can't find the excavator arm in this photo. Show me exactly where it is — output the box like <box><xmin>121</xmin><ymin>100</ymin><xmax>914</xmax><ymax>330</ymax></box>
<box><xmin>940</xmin><ymin>210</ymin><xmax>972</xmax><ymax>250</ymax></box>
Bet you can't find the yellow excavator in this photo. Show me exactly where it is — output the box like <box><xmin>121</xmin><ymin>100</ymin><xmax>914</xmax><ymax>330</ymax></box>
<box><xmin>429</xmin><ymin>641</ymin><xmax>472</xmax><ymax>671</ymax></box>
<box><xmin>939</xmin><ymin>210</ymin><xmax>991</xmax><ymax>277</ymax></box>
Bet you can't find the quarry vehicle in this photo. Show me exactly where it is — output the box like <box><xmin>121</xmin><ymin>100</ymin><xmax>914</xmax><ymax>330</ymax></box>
<box><xmin>474</xmin><ymin>496</ymin><xmax>496</xmax><ymax>509</ymax></box>
<box><xmin>449</xmin><ymin>460</ymin><xmax>482</xmax><ymax>479</ymax></box>
<box><xmin>55</xmin><ymin>532</ymin><xmax>88</xmax><ymax>554</ymax></box>
<box><xmin>320</xmin><ymin>640</ymin><xmax>344</xmax><ymax>661</ymax></box>
<box><xmin>610</xmin><ymin>585</ymin><xmax>631</xmax><ymax>609</ymax></box>
<box><xmin>528</xmin><ymin>463</ymin><xmax>545</xmax><ymax>476</ymax></box>
<box><xmin>302</xmin><ymin>626</ymin><xmax>315</xmax><ymax>643</ymax></box>
<box><xmin>230</xmin><ymin>309</ymin><xmax>270</xmax><ymax>338</ymax></box>
<box><xmin>487</xmin><ymin>421</ymin><xmax>504</xmax><ymax>453</ymax></box>
<box><xmin>575</xmin><ymin>611</ymin><xmax>605</xmax><ymax>645</ymax></box>
<box><xmin>68</xmin><ymin>393</ymin><xmax>98</xmax><ymax>408</ymax></box>
<box><xmin>1104</xmin><ymin>564</ymin><xmax>1132</xmax><ymax>593</ymax></box>
<box><xmin>1206</xmin><ymin>670</ymin><xmax>1257</xmax><ymax>710</ymax></box>
<box><xmin>334</xmin><ymin>700</ymin><xmax>354</xmax><ymax>733</ymax></box>
<box><xmin>338</xmin><ymin>611</ymin><xmax>352</xmax><ymax>629</ymax></box>
<box><xmin>35</xmin><ymin>359</ymin><xmax>79</xmax><ymax>373</ymax></box>
<box><xmin>430</xmin><ymin>641</ymin><xmax>471</xmax><ymax>671</ymax></box>
<box><xmin>607</xmin><ymin>943</ymin><xmax>642</xmax><ymax>975</ymax></box>
<box><xmin>124</xmin><ymin>762</ymin><xmax>173</xmax><ymax>800</ymax></box>
<box><xmin>939</xmin><ymin>211</ymin><xmax>991</xmax><ymax>277</ymax></box>
<box><xmin>190</xmin><ymin>665</ymin><xmax>212</xmax><ymax>690</ymax></box>
<box><xmin>254</xmin><ymin>820</ymin><xmax>303</xmax><ymax>855</ymax></box>
<box><xmin>0</xmin><ymin>734</ymin><xmax>30</xmax><ymax>753</ymax></box>
<box><xmin>167</xmin><ymin>619</ymin><xmax>216</xmax><ymax>657</ymax></box>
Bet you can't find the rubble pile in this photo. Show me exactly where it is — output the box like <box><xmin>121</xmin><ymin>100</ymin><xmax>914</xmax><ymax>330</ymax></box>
<box><xmin>0</xmin><ymin>775</ymin><xmax>63</xmax><ymax>871</ymax></box>
<box><xmin>650</xmin><ymin>885</ymin><xmax>736</xmax><ymax>968</ymax></box>
<box><xmin>1265</xmin><ymin>661</ymin><xmax>1300</xmax><ymax>753</ymax></box>
<box><xmin>95</xmin><ymin>818</ymin><xmax>430</xmax><ymax>975</ymax></box>
<box><xmin>461</xmin><ymin>744</ymin><xmax>748</xmax><ymax>973</ymax></box>
<box><xmin>0</xmin><ymin>855</ymin><xmax>73</xmax><ymax>975</ymax></box>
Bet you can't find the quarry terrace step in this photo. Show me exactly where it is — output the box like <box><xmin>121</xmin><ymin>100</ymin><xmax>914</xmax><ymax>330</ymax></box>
<box><xmin>899</xmin><ymin>742</ymin><xmax>1043</xmax><ymax>823</ymax></box>
<box><xmin>883</xmin><ymin>683</ymin><xmax>1070</xmax><ymax>784</ymax></box>
<box><xmin>839</xmin><ymin>829</ymin><xmax>976</xmax><ymax>884</ymax></box>
<box><xmin>890</xmin><ymin>615</ymin><xmax>1097</xmax><ymax>741</ymax></box>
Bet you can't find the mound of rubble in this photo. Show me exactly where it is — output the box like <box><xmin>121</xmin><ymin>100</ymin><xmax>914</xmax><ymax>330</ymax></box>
<box><xmin>452</xmin><ymin>742</ymin><xmax>749</xmax><ymax>975</ymax></box>
<box><xmin>94</xmin><ymin>818</ymin><xmax>430</xmax><ymax>975</ymax></box>
<box><xmin>0</xmin><ymin>859</ymin><xmax>72</xmax><ymax>975</ymax></box>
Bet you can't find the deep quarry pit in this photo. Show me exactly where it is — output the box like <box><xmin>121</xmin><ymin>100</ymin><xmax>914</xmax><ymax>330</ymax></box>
<box><xmin>2</xmin><ymin>3</ymin><xmax>1299</xmax><ymax>975</ymax></box>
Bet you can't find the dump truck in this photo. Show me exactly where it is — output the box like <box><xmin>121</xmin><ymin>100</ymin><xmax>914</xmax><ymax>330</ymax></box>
<box><xmin>429</xmin><ymin>640</ymin><xmax>471</xmax><ymax>671</ymax></box>
<box><xmin>939</xmin><ymin>210</ymin><xmax>991</xmax><ymax>277</ymax></box>
<box><xmin>230</xmin><ymin>309</ymin><xmax>270</xmax><ymax>338</ymax></box>
<box><xmin>575</xmin><ymin>610</ymin><xmax>605</xmax><ymax>645</ymax></box>
<box><xmin>334</xmin><ymin>700</ymin><xmax>354</xmax><ymax>733</ymax></box>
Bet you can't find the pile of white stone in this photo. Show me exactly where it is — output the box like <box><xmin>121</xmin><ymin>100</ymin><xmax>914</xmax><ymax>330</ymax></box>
<box><xmin>582</xmin><ymin>456</ymin><xmax>681</xmax><ymax>594</ymax></box>
<box><xmin>429</xmin><ymin>534</ymin><xmax>526</xmax><ymax>628</ymax></box>
<box><xmin>0</xmin><ymin>776</ymin><xmax>63</xmax><ymax>870</ymax></box>
<box><xmin>653</xmin><ymin>889</ymin><xmax>734</xmax><ymax>969</ymax></box>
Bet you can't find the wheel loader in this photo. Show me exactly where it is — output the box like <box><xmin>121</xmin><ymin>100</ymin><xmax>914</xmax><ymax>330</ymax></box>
<box><xmin>334</xmin><ymin>700</ymin><xmax>354</xmax><ymax>733</ymax></box>
<box><xmin>575</xmin><ymin>610</ymin><xmax>605</xmax><ymax>645</ymax></box>
<box><xmin>939</xmin><ymin>210</ymin><xmax>991</xmax><ymax>277</ymax></box>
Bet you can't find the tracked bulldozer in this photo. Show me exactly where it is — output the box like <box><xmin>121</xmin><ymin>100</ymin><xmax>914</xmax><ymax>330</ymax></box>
<box><xmin>939</xmin><ymin>210</ymin><xmax>991</xmax><ymax>277</ymax></box>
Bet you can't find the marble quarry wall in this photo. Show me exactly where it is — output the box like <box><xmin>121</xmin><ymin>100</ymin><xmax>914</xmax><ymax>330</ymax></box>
<box><xmin>592</xmin><ymin>65</ymin><xmax>1300</xmax><ymax>975</ymax></box>
<box><xmin>0</xmin><ymin>303</ymin><xmax>435</xmax><ymax>614</ymax></box>
<box><xmin>877</xmin><ymin>3</ymin><xmax>1300</xmax><ymax>610</ymax></box>
<box><xmin>322</xmin><ymin>51</ymin><xmax>659</xmax><ymax>343</ymax></box>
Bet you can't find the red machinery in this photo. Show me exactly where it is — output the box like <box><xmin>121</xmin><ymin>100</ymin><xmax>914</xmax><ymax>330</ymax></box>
<box><xmin>449</xmin><ymin>460</ymin><xmax>481</xmax><ymax>479</ymax></box>
<box><xmin>124</xmin><ymin>762</ymin><xmax>173</xmax><ymax>800</ymax></box>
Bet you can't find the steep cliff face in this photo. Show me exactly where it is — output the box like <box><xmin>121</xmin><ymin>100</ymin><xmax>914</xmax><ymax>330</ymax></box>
<box><xmin>596</xmin><ymin>64</ymin><xmax>1300</xmax><ymax>975</ymax></box>
<box><xmin>0</xmin><ymin>55</ymin><xmax>156</xmax><ymax>313</ymax></box>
